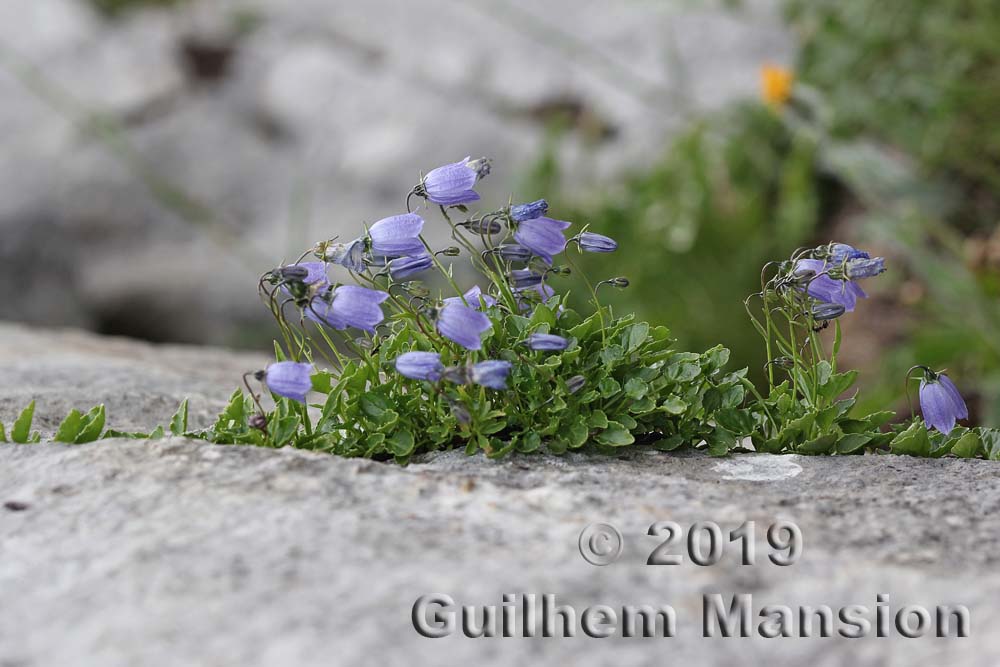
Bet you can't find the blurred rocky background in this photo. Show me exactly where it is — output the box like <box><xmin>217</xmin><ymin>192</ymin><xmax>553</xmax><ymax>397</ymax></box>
<box><xmin>2</xmin><ymin>0</ymin><xmax>998</xmax><ymax>425</ymax></box>
<box><xmin>0</xmin><ymin>0</ymin><xmax>789</xmax><ymax>345</ymax></box>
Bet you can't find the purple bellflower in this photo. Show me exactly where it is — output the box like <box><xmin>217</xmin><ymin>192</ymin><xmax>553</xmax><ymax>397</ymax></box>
<box><xmin>811</xmin><ymin>302</ymin><xmax>846</xmax><ymax>321</ymax></box>
<box><xmin>469</xmin><ymin>360</ymin><xmax>512</xmax><ymax>390</ymax></box>
<box><xmin>509</xmin><ymin>269</ymin><xmax>544</xmax><ymax>288</ymax></box>
<box><xmin>527</xmin><ymin>333</ymin><xmax>569</xmax><ymax>351</ymax></box>
<box><xmin>394</xmin><ymin>351</ymin><xmax>444</xmax><ymax>382</ymax></box>
<box><xmin>437</xmin><ymin>302</ymin><xmax>492</xmax><ymax>350</ymax></box>
<box><xmin>513</xmin><ymin>216</ymin><xmax>572</xmax><ymax>264</ymax></box>
<box><xmin>388</xmin><ymin>253</ymin><xmax>433</xmax><ymax>280</ymax></box>
<box><xmin>794</xmin><ymin>258</ymin><xmax>866</xmax><ymax>312</ymax></box>
<box><xmin>576</xmin><ymin>232</ymin><xmax>618</xmax><ymax>253</ymax></box>
<box><xmin>306</xmin><ymin>285</ymin><xmax>388</xmax><ymax>332</ymax></box>
<box><xmin>826</xmin><ymin>243</ymin><xmax>870</xmax><ymax>263</ymax></box>
<box><xmin>262</xmin><ymin>361</ymin><xmax>313</xmax><ymax>403</ymax></box>
<box><xmin>844</xmin><ymin>257</ymin><xmax>886</xmax><ymax>280</ymax></box>
<box><xmin>367</xmin><ymin>213</ymin><xmax>426</xmax><ymax>258</ymax></box>
<box><xmin>496</xmin><ymin>244</ymin><xmax>533</xmax><ymax>263</ymax></box>
<box><xmin>919</xmin><ymin>371</ymin><xmax>969</xmax><ymax>434</ymax></box>
<box><xmin>443</xmin><ymin>285</ymin><xmax>497</xmax><ymax>310</ymax></box>
<box><xmin>418</xmin><ymin>156</ymin><xmax>491</xmax><ymax>206</ymax></box>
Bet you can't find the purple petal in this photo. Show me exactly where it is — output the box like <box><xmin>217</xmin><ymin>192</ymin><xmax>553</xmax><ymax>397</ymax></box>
<box><xmin>938</xmin><ymin>374</ymin><xmax>969</xmax><ymax>420</ymax></box>
<box><xmin>388</xmin><ymin>253</ymin><xmax>433</xmax><ymax>279</ymax></box>
<box><xmin>394</xmin><ymin>351</ymin><xmax>443</xmax><ymax>382</ymax></box>
<box><xmin>510</xmin><ymin>199</ymin><xmax>549</xmax><ymax>222</ymax></box>
<box><xmin>325</xmin><ymin>285</ymin><xmax>389</xmax><ymax>332</ymax></box>
<box><xmin>469</xmin><ymin>360</ymin><xmax>511</xmax><ymax>390</ymax></box>
<box><xmin>920</xmin><ymin>380</ymin><xmax>957</xmax><ymax>434</ymax></box>
<box><xmin>443</xmin><ymin>285</ymin><xmax>496</xmax><ymax>310</ymax></box>
<box><xmin>578</xmin><ymin>232</ymin><xmax>618</xmax><ymax>253</ymax></box>
<box><xmin>368</xmin><ymin>214</ymin><xmax>426</xmax><ymax>258</ymax></box>
<box><xmin>437</xmin><ymin>303</ymin><xmax>492</xmax><ymax>350</ymax></box>
<box><xmin>528</xmin><ymin>333</ymin><xmax>569</xmax><ymax>351</ymax></box>
<box><xmin>514</xmin><ymin>217</ymin><xmax>571</xmax><ymax>263</ymax></box>
<box><xmin>422</xmin><ymin>158</ymin><xmax>479</xmax><ymax>205</ymax></box>
<box><xmin>265</xmin><ymin>361</ymin><xmax>313</xmax><ymax>403</ymax></box>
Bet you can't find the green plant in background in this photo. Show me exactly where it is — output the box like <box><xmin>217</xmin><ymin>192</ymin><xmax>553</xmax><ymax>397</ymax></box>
<box><xmin>532</xmin><ymin>102</ymin><xmax>824</xmax><ymax>388</ymax></box>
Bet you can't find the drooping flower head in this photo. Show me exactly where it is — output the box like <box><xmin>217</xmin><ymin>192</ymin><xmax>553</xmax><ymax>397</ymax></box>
<box><xmin>513</xmin><ymin>216</ymin><xmax>572</xmax><ymax>264</ymax></box>
<box><xmin>416</xmin><ymin>156</ymin><xmax>491</xmax><ymax>206</ymax></box>
<box><xmin>527</xmin><ymin>333</ymin><xmax>569</xmax><ymax>351</ymax></box>
<box><xmin>442</xmin><ymin>285</ymin><xmax>497</xmax><ymax>310</ymax></box>
<box><xmin>469</xmin><ymin>360</ymin><xmax>512</xmax><ymax>390</ymax></box>
<box><xmin>575</xmin><ymin>232</ymin><xmax>618</xmax><ymax>253</ymax></box>
<box><xmin>259</xmin><ymin>361</ymin><xmax>313</xmax><ymax>403</ymax></box>
<box><xmin>320</xmin><ymin>240</ymin><xmax>366</xmax><ymax>273</ymax></box>
<box><xmin>436</xmin><ymin>302</ymin><xmax>493</xmax><ymax>350</ymax></box>
<box><xmin>510</xmin><ymin>199</ymin><xmax>548</xmax><ymax>222</ymax></box>
<box><xmin>306</xmin><ymin>285</ymin><xmax>389</xmax><ymax>332</ymax></box>
<box><xmin>367</xmin><ymin>213</ymin><xmax>426</xmax><ymax>258</ymax></box>
<box><xmin>824</xmin><ymin>243</ymin><xmax>870</xmax><ymax>264</ymax></box>
<box><xmin>275</xmin><ymin>262</ymin><xmax>329</xmax><ymax>302</ymax></box>
<box><xmin>918</xmin><ymin>369</ymin><xmax>969</xmax><ymax>434</ymax></box>
<box><xmin>793</xmin><ymin>258</ymin><xmax>866</xmax><ymax>312</ymax></box>
<box><xmin>388</xmin><ymin>253</ymin><xmax>433</xmax><ymax>280</ymax></box>
<box><xmin>394</xmin><ymin>351</ymin><xmax>444</xmax><ymax>382</ymax></box>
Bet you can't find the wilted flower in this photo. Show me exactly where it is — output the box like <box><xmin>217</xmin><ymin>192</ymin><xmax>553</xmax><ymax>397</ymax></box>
<box><xmin>261</xmin><ymin>361</ymin><xmax>312</xmax><ymax>403</ymax></box>
<box><xmin>918</xmin><ymin>370</ymin><xmax>969</xmax><ymax>434</ymax></box>
<box><xmin>509</xmin><ymin>269</ymin><xmax>544</xmax><ymax>288</ymax></box>
<box><xmin>394</xmin><ymin>351</ymin><xmax>444</xmax><ymax>382</ymax></box>
<box><xmin>495</xmin><ymin>244</ymin><xmax>533</xmax><ymax>263</ymax></box>
<box><xmin>368</xmin><ymin>213</ymin><xmax>426</xmax><ymax>258</ymax></box>
<box><xmin>513</xmin><ymin>216</ymin><xmax>572</xmax><ymax>264</ymax></box>
<box><xmin>388</xmin><ymin>253</ymin><xmax>433</xmax><ymax>280</ymax></box>
<box><xmin>469</xmin><ymin>360</ymin><xmax>512</xmax><ymax>390</ymax></box>
<box><xmin>844</xmin><ymin>257</ymin><xmax>886</xmax><ymax>280</ymax></box>
<box><xmin>319</xmin><ymin>239</ymin><xmax>366</xmax><ymax>273</ymax></box>
<box><xmin>306</xmin><ymin>285</ymin><xmax>389</xmax><ymax>332</ymax></box>
<box><xmin>417</xmin><ymin>156</ymin><xmax>490</xmax><ymax>206</ymax></box>
<box><xmin>443</xmin><ymin>285</ymin><xmax>496</xmax><ymax>310</ymax></box>
<box><xmin>811</xmin><ymin>302</ymin><xmax>846</xmax><ymax>321</ymax></box>
<box><xmin>436</xmin><ymin>302</ymin><xmax>493</xmax><ymax>350</ymax></box>
<box><xmin>527</xmin><ymin>333</ymin><xmax>569</xmax><ymax>351</ymax></box>
<box><xmin>794</xmin><ymin>258</ymin><xmax>866</xmax><ymax>312</ymax></box>
<box><xmin>510</xmin><ymin>199</ymin><xmax>549</xmax><ymax>222</ymax></box>
<box><xmin>576</xmin><ymin>232</ymin><xmax>618</xmax><ymax>253</ymax></box>
<box><xmin>825</xmin><ymin>243</ymin><xmax>870</xmax><ymax>264</ymax></box>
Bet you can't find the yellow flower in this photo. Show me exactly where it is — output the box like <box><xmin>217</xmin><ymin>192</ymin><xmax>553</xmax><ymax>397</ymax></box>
<box><xmin>760</xmin><ymin>64</ymin><xmax>793</xmax><ymax>107</ymax></box>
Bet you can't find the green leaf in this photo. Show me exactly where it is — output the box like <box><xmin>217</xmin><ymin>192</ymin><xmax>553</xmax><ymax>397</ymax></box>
<box><xmin>0</xmin><ymin>421</ymin><xmax>6</xmax><ymax>442</ymax></box>
<box><xmin>11</xmin><ymin>401</ymin><xmax>35</xmax><ymax>444</ymax></box>
<box><xmin>595</xmin><ymin>423</ymin><xmax>634</xmax><ymax>447</ymax></box>
<box><xmin>170</xmin><ymin>399</ymin><xmax>189</xmax><ymax>436</ymax></box>
<box><xmin>75</xmin><ymin>405</ymin><xmax>106</xmax><ymax>443</ymax></box>
<box><xmin>624</xmin><ymin>377</ymin><xmax>647</xmax><ymax>400</ymax></box>
<box><xmin>587</xmin><ymin>410</ymin><xmax>609</xmax><ymax>429</ymax></box>
<box><xmin>567</xmin><ymin>420</ymin><xmax>589</xmax><ymax>448</ymax></box>
<box><xmin>705</xmin><ymin>426</ymin><xmax>736</xmax><ymax>456</ymax></box>
<box><xmin>798</xmin><ymin>434</ymin><xmax>837</xmax><ymax>454</ymax></box>
<box><xmin>54</xmin><ymin>409</ymin><xmax>84</xmax><ymax>443</ymax></box>
<box><xmin>820</xmin><ymin>370</ymin><xmax>858</xmax><ymax>401</ymax></box>
<box><xmin>654</xmin><ymin>434</ymin><xmax>685</xmax><ymax>451</ymax></box>
<box><xmin>890</xmin><ymin>422</ymin><xmax>931</xmax><ymax>457</ymax></box>
<box><xmin>624</xmin><ymin>322</ymin><xmax>649</xmax><ymax>353</ymax></box>
<box><xmin>715</xmin><ymin>408</ymin><xmax>754</xmax><ymax>435</ymax></box>
<box><xmin>661</xmin><ymin>396</ymin><xmax>687</xmax><ymax>415</ymax></box>
<box><xmin>311</xmin><ymin>371</ymin><xmax>333</xmax><ymax>394</ymax></box>
<box><xmin>951</xmin><ymin>430</ymin><xmax>982</xmax><ymax>458</ymax></box>
<box><xmin>836</xmin><ymin>432</ymin><xmax>872</xmax><ymax>454</ymax></box>
<box><xmin>981</xmin><ymin>429</ymin><xmax>1000</xmax><ymax>460</ymax></box>
<box><xmin>386</xmin><ymin>430</ymin><xmax>415</xmax><ymax>457</ymax></box>
<box><xmin>149</xmin><ymin>424</ymin><xmax>166</xmax><ymax>440</ymax></box>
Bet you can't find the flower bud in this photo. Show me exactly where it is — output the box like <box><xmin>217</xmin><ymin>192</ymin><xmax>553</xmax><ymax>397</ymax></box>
<box><xmin>566</xmin><ymin>375</ymin><xmax>586</xmax><ymax>394</ymax></box>
<box><xmin>811</xmin><ymin>302</ymin><xmax>846</xmax><ymax>321</ymax></box>
<box><xmin>437</xmin><ymin>246</ymin><xmax>461</xmax><ymax>257</ymax></box>
<box><xmin>249</xmin><ymin>414</ymin><xmax>268</xmax><ymax>432</ymax></box>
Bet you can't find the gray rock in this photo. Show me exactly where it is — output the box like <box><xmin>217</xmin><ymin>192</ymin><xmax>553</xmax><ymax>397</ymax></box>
<box><xmin>1</xmin><ymin>323</ymin><xmax>998</xmax><ymax>665</ymax></box>
<box><xmin>0</xmin><ymin>0</ymin><xmax>793</xmax><ymax>345</ymax></box>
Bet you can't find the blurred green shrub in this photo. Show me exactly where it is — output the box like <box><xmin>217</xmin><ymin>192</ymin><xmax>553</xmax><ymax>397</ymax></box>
<box><xmin>786</xmin><ymin>0</ymin><xmax>1000</xmax><ymax>228</ymax></box>
<box><xmin>89</xmin><ymin>0</ymin><xmax>185</xmax><ymax>18</ymax></box>
<box><xmin>533</xmin><ymin>103</ymin><xmax>823</xmax><ymax>384</ymax></box>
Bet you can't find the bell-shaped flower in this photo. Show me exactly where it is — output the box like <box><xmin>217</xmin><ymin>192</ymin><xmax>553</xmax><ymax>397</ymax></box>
<box><xmin>827</xmin><ymin>243</ymin><xmax>870</xmax><ymax>264</ymax></box>
<box><xmin>394</xmin><ymin>351</ymin><xmax>444</xmax><ymax>382</ymax></box>
<box><xmin>419</xmin><ymin>156</ymin><xmax>490</xmax><ymax>206</ymax></box>
<box><xmin>919</xmin><ymin>372</ymin><xmax>969</xmax><ymax>435</ymax></box>
<box><xmin>509</xmin><ymin>269</ymin><xmax>544</xmax><ymax>288</ymax></box>
<box><xmin>527</xmin><ymin>333</ymin><xmax>569</xmax><ymax>351</ymax></box>
<box><xmin>263</xmin><ymin>361</ymin><xmax>313</xmax><ymax>403</ymax></box>
<box><xmin>443</xmin><ymin>285</ymin><xmax>496</xmax><ymax>310</ymax></box>
<box><xmin>577</xmin><ymin>232</ymin><xmax>618</xmax><ymax>253</ymax></box>
<box><xmin>322</xmin><ymin>240</ymin><xmax>366</xmax><ymax>273</ymax></box>
<box><xmin>513</xmin><ymin>216</ymin><xmax>572</xmax><ymax>264</ymax></box>
<box><xmin>306</xmin><ymin>285</ymin><xmax>388</xmax><ymax>332</ymax></box>
<box><xmin>794</xmin><ymin>258</ymin><xmax>866</xmax><ymax>312</ymax></box>
<box><xmin>388</xmin><ymin>253</ymin><xmax>433</xmax><ymax>280</ymax></box>
<box><xmin>844</xmin><ymin>257</ymin><xmax>886</xmax><ymax>280</ymax></box>
<box><xmin>469</xmin><ymin>360</ymin><xmax>512</xmax><ymax>390</ymax></box>
<box><xmin>437</xmin><ymin>302</ymin><xmax>492</xmax><ymax>350</ymax></box>
<box><xmin>368</xmin><ymin>213</ymin><xmax>426</xmax><ymax>258</ymax></box>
